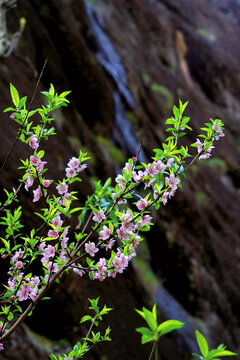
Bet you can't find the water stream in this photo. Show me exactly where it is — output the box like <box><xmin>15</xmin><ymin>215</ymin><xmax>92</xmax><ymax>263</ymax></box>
<box><xmin>85</xmin><ymin>1</ymin><xmax>147</xmax><ymax>163</ymax></box>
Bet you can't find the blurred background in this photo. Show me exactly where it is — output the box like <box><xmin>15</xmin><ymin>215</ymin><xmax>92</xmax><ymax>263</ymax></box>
<box><xmin>0</xmin><ymin>0</ymin><xmax>240</xmax><ymax>359</ymax></box>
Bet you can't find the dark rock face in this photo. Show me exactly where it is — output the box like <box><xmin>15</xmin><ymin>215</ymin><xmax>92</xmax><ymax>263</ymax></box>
<box><xmin>0</xmin><ymin>0</ymin><xmax>240</xmax><ymax>359</ymax></box>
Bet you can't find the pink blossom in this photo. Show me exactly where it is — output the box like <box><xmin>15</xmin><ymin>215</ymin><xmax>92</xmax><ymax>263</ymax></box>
<box><xmin>108</xmin><ymin>268</ymin><xmax>118</xmax><ymax>278</ymax></box>
<box><xmin>132</xmin><ymin>156</ymin><xmax>137</xmax><ymax>162</ymax></box>
<box><xmin>115</xmin><ymin>174</ymin><xmax>125</xmax><ymax>188</ymax></box>
<box><xmin>106</xmin><ymin>238</ymin><xmax>115</xmax><ymax>250</ymax></box>
<box><xmin>10</xmin><ymin>113</ymin><xmax>16</xmax><ymax>120</ymax></box>
<box><xmin>11</xmin><ymin>249</ymin><xmax>24</xmax><ymax>263</ymax></box>
<box><xmin>52</xmin><ymin>215</ymin><xmax>63</xmax><ymax>228</ymax></box>
<box><xmin>25</xmin><ymin>174</ymin><xmax>34</xmax><ymax>191</ymax></box>
<box><xmin>30</xmin><ymin>155</ymin><xmax>41</xmax><ymax>167</ymax></box>
<box><xmin>29</xmin><ymin>276</ymin><xmax>40</xmax><ymax>288</ymax></box>
<box><xmin>33</xmin><ymin>187</ymin><xmax>42</xmax><ymax>202</ymax></box>
<box><xmin>66</xmin><ymin>167</ymin><xmax>75</xmax><ymax>178</ymax></box>
<box><xmin>144</xmin><ymin>178</ymin><xmax>155</xmax><ymax>189</ymax></box>
<box><xmin>153</xmin><ymin>160</ymin><xmax>166</xmax><ymax>173</ymax></box>
<box><xmin>61</xmin><ymin>236</ymin><xmax>69</xmax><ymax>249</ymax></box>
<box><xmin>112</xmin><ymin>252</ymin><xmax>129</xmax><ymax>273</ymax></box>
<box><xmin>17</xmin><ymin>284</ymin><xmax>31</xmax><ymax>301</ymax></box>
<box><xmin>169</xmin><ymin>188</ymin><xmax>176</xmax><ymax>199</ymax></box>
<box><xmin>47</xmin><ymin>229</ymin><xmax>59</xmax><ymax>238</ymax></box>
<box><xmin>116</xmin><ymin>226</ymin><xmax>128</xmax><ymax>240</ymax></box>
<box><xmin>77</xmin><ymin>164</ymin><xmax>87</xmax><ymax>172</ymax></box>
<box><xmin>8</xmin><ymin>279</ymin><xmax>15</xmax><ymax>290</ymax></box>
<box><xmin>166</xmin><ymin>174</ymin><xmax>180</xmax><ymax>191</ymax></box>
<box><xmin>29</xmin><ymin>288</ymin><xmax>38</xmax><ymax>301</ymax></box>
<box><xmin>196</xmin><ymin>138</ymin><xmax>204</xmax><ymax>153</ymax></box>
<box><xmin>72</xmin><ymin>265</ymin><xmax>85</xmax><ymax>277</ymax></box>
<box><xmin>119</xmin><ymin>210</ymin><xmax>132</xmax><ymax>222</ymax></box>
<box><xmin>199</xmin><ymin>145</ymin><xmax>215</xmax><ymax>160</ymax></box>
<box><xmin>85</xmin><ymin>242</ymin><xmax>99</xmax><ymax>257</ymax></box>
<box><xmin>16</xmin><ymin>261</ymin><xmax>23</xmax><ymax>269</ymax></box>
<box><xmin>99</xmin><ymin>225</ymin><xmax>111</xmax><ymax>240</ymax></box>
<box><xmin>56</xmin><ymin>182</ymin><xmax>68</xmax><ymax>195</ymax></box>
<box><xmin>146</xmin><ymin>164</ymin><xmax>155</xmax><ymax>177</ymax></box>
<box><xmin>123</xmin><ymin>161</ymin><xmax>133</xmax><ymax>173</ymax></box>
<box><xmin>67</xmin><ymin>157</ymin><xmax>80</xmax><ymax>169</ymax></box>
<box><xmin>93</xmin><ymin>210</ymin><xmax>106</xmax><ymax>223</ymax></box>
<box><xmin>166</xmin><ymin>158</ymin><xmax>174</xmax><ymax>167</ymax></box>
<box><xmin>60</xmin><ymin>251</ymin><xmax>68</xmax><ymax>262</ymax></box>
<box><xmin>199</xmin><ymin>153</ymin><xmax>211</xmax><ymax>160</ymax></box>
<box><xmin>141</xmin><ymin>215</ymin><xmax>152</xmax><ymax>226</ymax></box>
<box><xmin>44</xmin><ymin>245</ymin><xmax>55</xmax><ymax>259</ymax></box>
<box><xmin>136</xmin><ymin>198</ymin><xmax>148</xmax><ymax>210</ymax></box>
<box><xmin>46</xmin><ymin>261</ymin><xmax>58</xmax><ymax>273</ymax></box>
<box><xmin>122</xmin><ymin>221</ymin><xmax>134</xmax><ymax>232</ymax></box>
<box><xmin>134</xmin><ymin>170</ymin><xmax>146</xmax><ymax>182</ymax></box>
<box><xmin>162</xmin><ymin>191</ymin><xmax>169</xmax><ymax>205</ymax></box>
<box><xmin>38</xmin><ymin>242</ymin><xmax>46</xmax><ymax>251</ymax></box>
<box><xmin>37</xmin><ymin>161</ymin><xmax>47</xmax><ymax>173</ymax></box>
<box><xmin>43</xmin><ymin>179</ymin><xmax>50</xmax><ymax>188</ymax></box>
<box><xmin>59</xmin><ymin>192</ymin><xmax>71</xmax><ymax>206</ymax></box>
<box><xmin>92</xmin><ymin>272</ymin><xmax>105</xmax><ymax>281</ymax></box>
<box><xmin>0</xmin><ymin>343</ymin><xmax>4</xmax><ymax>350</ymax></box>
<box><xmin>29</xmin><ymin>135</ymin><xmax>39</xmax><ymax>149</ymax></box>
<box><xmin>97</xmin><ymin>258</ymin><xmax>107</xmax><ymax>275</ymax></box>
<box><xmin>212</xmin><ymin>122</ymin><xmax>224</xmax><ymax>138</ymax></box>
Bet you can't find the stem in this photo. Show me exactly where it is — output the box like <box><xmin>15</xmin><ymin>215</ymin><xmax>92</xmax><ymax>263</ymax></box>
<box><xmin>0</xmin><ymin>58</ymin><xmax>48</xmax><ymax>176</ymax></box>
<box><xmin>148</xmin><ymin>342</ymin><xmax>157</xmax><ymax>360</ymax></box>
<box><xmin>83</xmin><ymin>315</ymin><xmax>97</xmax><ymax>345</ymax></box>
<box><xmin>0</xmin><ymin>257</ymin><xmax>70</xmax><ymax>341</ymax></box>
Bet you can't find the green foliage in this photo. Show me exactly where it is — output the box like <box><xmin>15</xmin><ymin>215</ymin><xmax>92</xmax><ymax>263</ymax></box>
<box><xmin>196</xmin><ymin>28</ymin><xmax>215</xmax><ymax>42</ymax></box>
<box><xmin>193</xmin><ymin>330</ymin><xmax>237</xmax><ymax>360</ymax></box>
<box><xmin>151</xmin><ymin>83</ymin><xmax>174</xmax><ymax>109</ymax></box>
<box><xmin>136</xmin><ymin>304</ymin><xmax>184</xmax><ymax>345</ymax></box>
<box><xmin>49</xmin><ymin>298</ymin><xmax>112</xmax><ymax>359</ymax></box>
<box><xmin>96</xmin><ymin>135</ymin><xmax>126</xmax><ymax>164</ymax></box>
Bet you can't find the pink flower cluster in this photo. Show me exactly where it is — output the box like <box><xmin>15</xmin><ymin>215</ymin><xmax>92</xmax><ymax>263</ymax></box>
<box><xmin>212</xmin><ymin>121</ymin><xmax>224</xmax><ymax>141</ymax></box>
<box><xmin>92</xmin><ymin>250</ymin><xmax>129</xmax><ymax>281</ymax></box>
<box><xmin>115</xmin><ymin>158</ymin><xmax>171</xmax><ymax>190</ymax></box>
<box><xmin>85</xmin><ymin>242</ymin><xmax>99</xmax><ymax>257</ymax></box>
<box><xmin>24</xmin><ymin>153</ymin><xmax>49</xmax><ymax>201</ymax></box>
<box><xmin>56</xmin><ymin>181</ymin><xmax>71</xmax><ymax>206</ymax></box>
<box><xmin>7</xmin><ymin>261</ymin><xmax>40</xmax><ymax>301</ymax></box>
<box><xmin>29</xmin><ymin>134</ymin><xmax>39</xmax><ymax>150</ymax></box>
<box><xmin>65</xmin><ymin>157</ymin><xmax>87</xmax><ymax>178</ymax></box>
<box><xmin>195</xmin><ymin>121</ymin><xmax>224</xmax><ymax>160</ymax></box>
<box><xmin>196</xmin><ymin>138</ymin><xmax>215</xmax><ymax>160</ymax></box>
<box><xmin>16</xmin><ymin>276</ymin><xmax>40</xmax><ymax>301</ymax></box>
<box><xmin>93</xmin><ymin>209</ymin><xmax>106</xmax><ymax>223</ymax></box>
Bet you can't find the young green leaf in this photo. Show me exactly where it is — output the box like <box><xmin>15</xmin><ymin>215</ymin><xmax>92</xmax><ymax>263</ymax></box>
<box><xmin>157</xmin><ymin>320</ymin><xmax>185</xmax><ymax>337</ymax></box>
<box><xmin>10</xmin><ymin>83</ymin><xmax>19</xmax><ymax>107</ymax></box>
<box><xmin>195</xmin><ymin>330</ymin><xmax>209</xmax><ymax>358</ymax></box>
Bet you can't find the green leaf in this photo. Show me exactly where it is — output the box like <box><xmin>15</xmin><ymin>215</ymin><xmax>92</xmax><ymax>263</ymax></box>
<box><xmin>195</xmin><ymin>330</ymin><xmax>209</xmax><ymax>357</ymax></box>
<box><xmin>3</xmin><ymin>107</ymin><xmax>15</xmax><ymax>112</ymax></box>
<box><xmin>157</xmin><ymin>320</ymin><xmax>185</xmax><ymax>336</ymax></box>
<box><xmin>136</xmin><ymin>327</ymin><xmax>154</xmax><ymax>337</ymax></box>
<box><xmin>0</xmin><ymin>237</ymin><xmax>10</xmax><ymax>250</ymax></box>
<box><xmin>207</xmin><ymin>349</ymin><xmax>237</xmax><ymax>359</ymax></box>
<box><xmin>80</xmin><ymin>315</ymin><xmax>92</xmax><ymax>323</ymax></box>
<box><xmin>10</xmin><ymin>83</ymin><xmax>20</xmax><ymax>107</ymax></box>
<box><xmin>142</xmin><ymin>307</ymin><xmax>157</xmax><ymax>331</ymax></box>
<box><xmin>173</xmin><ymin>105</ymin><xmax>180</xmax><ymax>119</ymax></box>
<box><xmin>141</xmin><ymin>334</ymin><xmax>156</xmax><ymax>344</ymax></box>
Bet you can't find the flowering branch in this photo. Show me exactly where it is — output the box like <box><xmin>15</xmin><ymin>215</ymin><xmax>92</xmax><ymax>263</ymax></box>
<box><xmin>0</xmin><ymin>87</ymin><xmax>225</xmax><ymax>353</ymax></box>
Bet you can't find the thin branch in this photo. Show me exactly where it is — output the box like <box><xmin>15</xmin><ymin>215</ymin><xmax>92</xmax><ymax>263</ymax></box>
<box><xmin>0</xmin><ymin>58</ymin><xmax>48</xmax><ymax>176</ymax></box>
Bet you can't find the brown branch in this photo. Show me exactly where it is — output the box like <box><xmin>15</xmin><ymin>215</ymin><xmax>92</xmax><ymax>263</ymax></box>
<box><xmin>0</xmin><ymin>58</ymin><xmax>48</xmax><ymax>176</ymax></box>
